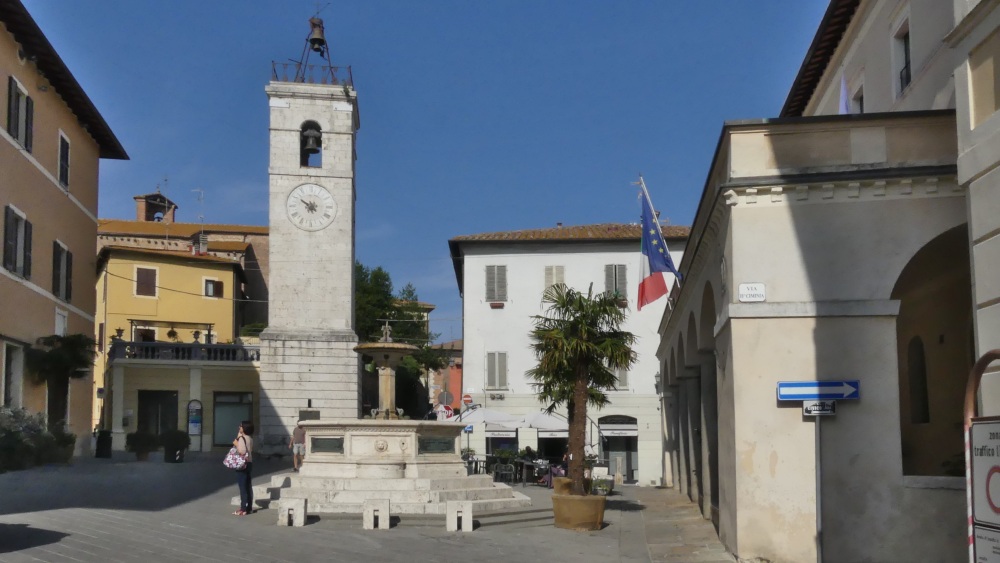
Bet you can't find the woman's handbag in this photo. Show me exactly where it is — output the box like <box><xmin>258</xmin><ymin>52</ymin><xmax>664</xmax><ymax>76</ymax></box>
<box><xmin>223</xmin><ymin>438</ymin><xmax>248</xmax><ymax>470</ymax></box>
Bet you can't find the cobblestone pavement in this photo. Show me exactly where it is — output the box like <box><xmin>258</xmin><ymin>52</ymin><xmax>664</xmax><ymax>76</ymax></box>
<box><xmin>0</xmin><ymin>453</ymin><xmax>732</xmax><ymax>562</ymax></box>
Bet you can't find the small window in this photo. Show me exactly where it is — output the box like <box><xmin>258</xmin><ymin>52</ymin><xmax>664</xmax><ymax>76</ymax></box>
<box><xmin>908</xmin><ymin>336</ymin><xmax>930</xmax><ymax>424</ymax></box>
<box><xmin>135</xmin><ymin>328</ymin><xmax>156</xmax><ymax>342</ymax></box>
<box><xmin>486</xmin><ymin>352</ymin><xmax>508</xmax><ymax>389</ymax></box>
<box><xmin>615</xmin><ymin>366</ymin><xmax>628</xmax><ymax>389</ymax></box>
<box><xmin>51</xmin><ymin>241</ymin><xmax>72</xmax><ymax>302</ymax></box>
<box><xmin>6</xmin><ymin>76</ymin><xmax>33</xmax><ymax>152</ymax></box>
<box><xmin>136</xmin><ymin>267</ymin><xmax>157</xmax><ymax>297</ymax></box>
<box><xmin>204</xmin><ymin>279</ymin><xmax>224</xmax><ymax>298</ymax></box>
<box><xmin>893</xmin><ymin>19</ymin><xmax>912</xmax><ymax>96</ymax></box>
<box><xmin>3</xmin><ymin>205</ymin><xmax>32</xmax><ymax>279</ymax></box>
<box><xmin>605</xmin><ymin>264</ymin><xmax>627</xmax><ymax>297</ymax></box>
<box><xmin>486</xmin><ymin>265</ymin><xmax>507</xmax><ymax>302</ymax></box>
<box><xmin>852</xmin><ymin>84</ymin><xmax>865</xmax><ymax>114</ymax></box>
<box><xmin>544</xmin><ymin>265</ymin><xmax>565</xmax><ymax>289</ymax></box>
<box><xmin>58</xmin><ymin>133</ymin><xmax>70</xmax><ymax>187</ymax></box>
<box><xmin>98</xmin><ymin>323</ymin><xmax>105</xmax><ymax>352</ymax></box>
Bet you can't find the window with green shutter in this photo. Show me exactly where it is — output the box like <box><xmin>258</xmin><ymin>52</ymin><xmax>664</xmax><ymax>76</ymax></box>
<box><xmin>486</xmin><ymin>351</ymin><xmax>508</xmax><ymax>389</ymax></box>
<box><xmin>6</xmin><ymin>76</ymin><xmax>32</xmax><ymax>152</ymax></box>
<box><xmin>486</xmin><ymin>265</ymin><xmax>507</xmax><ymax>301</ymax></box>
<box><xmin>3</xmin><ymin>206</ymin><xmax>31</xmax><ymax>279</ymax></box>
<box><xmin>604</xmin><ymin>264</ymin><xmax>627</xmax><ymax>298</ymax></box>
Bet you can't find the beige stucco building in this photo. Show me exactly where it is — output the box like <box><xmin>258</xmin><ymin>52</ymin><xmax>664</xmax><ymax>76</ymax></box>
<box><xmin>0</xmin><ymin>1</ymin><xmax>127</xmax><ymax>454</ymax></box>
<box><xmin>655</xmin><ymin>0</ymin><xmax>1000</xmax><ymax>561</ymax></box>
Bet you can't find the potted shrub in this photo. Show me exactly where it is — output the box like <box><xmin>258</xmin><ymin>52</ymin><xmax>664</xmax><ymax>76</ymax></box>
<box><xmin>125</xmin><ymin>432</ymin><xmax>159</xmax><ymax>461</ymax></box>
<box><xmin>160</xmin><ymin>429</ymin><xmax>191</xmax><ymax>463</ymax></box>
<box><xmin>527</xmin><ymin>283</ymin><xmax>636</xmax><ymax>531</ymax></box>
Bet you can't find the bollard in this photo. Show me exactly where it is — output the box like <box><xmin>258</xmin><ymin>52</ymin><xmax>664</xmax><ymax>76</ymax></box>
<box><xmin>277</xmin><ymin>498</ymin><xmax>307</xmax><ymax>527</ymax></box>
<box><xmin>446</xmin><ymin>501</ymin><xmax>474</xmax><ymax>532</ymax></box>
<box><xmin>363</xmin><ymin>499</ymin><xmax>391</xmax><ymax>530</ymax></box>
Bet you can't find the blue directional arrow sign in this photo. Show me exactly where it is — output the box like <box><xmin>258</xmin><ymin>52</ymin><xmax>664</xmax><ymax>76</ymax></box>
<box><xmin>777</xmin><ymin>380</ymin><xmax>860</xmax><ymax>401</ymax></box>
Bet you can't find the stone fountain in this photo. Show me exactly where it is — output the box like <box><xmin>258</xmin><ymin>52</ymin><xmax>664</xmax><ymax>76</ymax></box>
<box><xmin>243</xmin><ymin>326</ymin><xmax>531</xmax><ymax>517</ymax></box>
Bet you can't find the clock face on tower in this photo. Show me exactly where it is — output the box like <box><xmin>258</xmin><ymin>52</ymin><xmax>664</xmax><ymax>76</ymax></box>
<box><xmin>285</xmin><ymin>183</ymin><xmax>337</xmax><ymax>231</ymax></box>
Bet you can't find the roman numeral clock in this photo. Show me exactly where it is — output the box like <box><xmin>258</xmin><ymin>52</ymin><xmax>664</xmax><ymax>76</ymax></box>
<box><xmin>286</xmin><ymin>183</ymin><xmax>336</xmax><ymax>231</ymax></box>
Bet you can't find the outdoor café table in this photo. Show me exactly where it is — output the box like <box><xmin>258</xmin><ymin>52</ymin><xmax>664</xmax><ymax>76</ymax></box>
<box><xmin>517</xmin><ymin>460</ymin><xmax>534</xmax><ymax>487</ymax></box>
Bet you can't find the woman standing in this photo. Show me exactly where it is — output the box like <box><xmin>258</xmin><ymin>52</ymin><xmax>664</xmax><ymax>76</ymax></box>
<box><xmin>233</xmin><ymin>421</ymin><xmax>254</xmax><ymax>516</ymax></box>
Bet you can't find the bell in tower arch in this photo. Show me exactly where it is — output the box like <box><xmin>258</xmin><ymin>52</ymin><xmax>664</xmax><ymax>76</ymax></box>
<box><xmin>300</xmin><ymin>122</ymin><xmax>323</xmax><ymax>167</ymax></box>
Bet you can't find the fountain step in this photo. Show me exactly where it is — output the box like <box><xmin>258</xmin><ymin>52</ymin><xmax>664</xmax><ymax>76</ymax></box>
<box><xmin>236</xmin><ymin>489</ymin><xmax>532</xmax><ymax>515</ymax></box>
<box><xmin>268</xmin><ymin>473</ymin><xmax>496</xmax><ymax>491</ymax></box>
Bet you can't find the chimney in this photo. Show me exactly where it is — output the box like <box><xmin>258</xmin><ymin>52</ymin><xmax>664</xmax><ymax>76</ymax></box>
<box><xmin>556</xmin><ymin>222</ymin><xmax>563</xmax><ymax>228</ymax></box>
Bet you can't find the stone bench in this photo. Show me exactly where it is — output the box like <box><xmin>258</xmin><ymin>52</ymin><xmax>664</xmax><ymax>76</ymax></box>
<box><xmin>446</xmin><ymin>500</ymin><xmax>473</xmax><ymax>532</ymax></box>
<box><xmin>277</xmin><ymin>498</ymin><xmax>306</xmax><ymax>527</ymax></box>
<box><xmin>363</xmin><ymin>499</ymin><xmax>390</xmax><ymax>530</ymax></box>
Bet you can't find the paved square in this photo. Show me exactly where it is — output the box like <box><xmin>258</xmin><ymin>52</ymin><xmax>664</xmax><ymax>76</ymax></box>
<box><xmin>0</xmin><ymin>454</ymin><xmax>672</xmax><ymax>562</ymax></box>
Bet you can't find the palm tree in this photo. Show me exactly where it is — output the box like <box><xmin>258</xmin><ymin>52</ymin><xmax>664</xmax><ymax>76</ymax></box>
<box><xmin>527</xmin><ymin>284</ymin><xmax>636</xmax><ymax>495</ymax></box>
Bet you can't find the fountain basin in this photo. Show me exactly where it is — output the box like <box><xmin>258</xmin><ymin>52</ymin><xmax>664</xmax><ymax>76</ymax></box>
<box><xmin>299</xmin><ymin>419</ymin><xmax>467</xmax><ymax>479</ymax></box>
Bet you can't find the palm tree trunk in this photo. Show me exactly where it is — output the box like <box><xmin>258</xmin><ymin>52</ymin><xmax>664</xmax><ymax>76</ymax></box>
<box><xmin>568</xmin><ymin>367</ymin><xmax>589</xmax><ymax>495</ymax></box>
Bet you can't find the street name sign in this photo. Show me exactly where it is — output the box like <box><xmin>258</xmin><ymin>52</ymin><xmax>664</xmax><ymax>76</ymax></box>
<box><xmin>803</xmin><ymin>400</ymin><xmax>836</xmax><ymax>416</ymax></box>
<box><xmin>776</xmin><ymin>380</ymin><xmax>859</xmax><ymax>401</ymax></box>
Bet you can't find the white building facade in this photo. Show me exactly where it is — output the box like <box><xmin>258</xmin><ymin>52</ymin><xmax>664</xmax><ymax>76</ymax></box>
<box><xmin>449</xmin><ymin>223</ymin><xmax>687</xmax><ymax>486</ymax></box>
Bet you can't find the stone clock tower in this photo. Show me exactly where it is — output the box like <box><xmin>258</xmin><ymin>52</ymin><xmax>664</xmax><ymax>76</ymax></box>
<box><xmin>258</xmin><ymin>50</ymin><xmax>361</xmax><ymax>451</ymax></box>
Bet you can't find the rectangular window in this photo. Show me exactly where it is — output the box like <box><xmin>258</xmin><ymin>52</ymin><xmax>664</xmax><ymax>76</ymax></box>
<box><xmin>55</xmin><ymin>309</ymin><xmax>67</xmax><ymax>337</ymax></box>
<box><xmin>3</xmin><ymin>205</ymin><xmax>32</xmax><ymax>279</ymax></box>
<box><xmin>98</xmin><ymin>323</ymin><xmax>105</xmax><ymax>352</ymax></box>
<box><xmin>486</xmin><ymin>351</ymin><xmax>508</xmax><ymax>389</ymax></box>
<box><xmin>605</xmin><ymin>264</ymin><xmax>627</xmax><ymax>297</ymax></box>
<box><xmin>135</xmin><ymin>328</ymin><xmax>156</xmax><ymax>342</ymax></box>
<box><xmin>615</xmin><ymin>366</ymin><xmax>628</xmax><ymax>389</ymax></box>
<box><xmin>893</xmin><ymin>19</ymin><xmax>912</xmax><ymax>96</ymax></box>
<box><xmin>852</xmin><ymin>84</ymin><xmax>864</xmax><ymax>114</ymax></box>
<box><xmin>51</xmin><ymin>241</ymin><xmax>72</xmax><ymax>302</ymax></box>
<box><xmin>58</xmin><ymin>133</ymin><xmax>70</xmax><ymax>187</ymax></box>
<box><xmin>214</xmin><ymin>392</ymin><xmax>253</xmax><ymax>446</ymax></box>
<box><xmin>970</xmin><ymin>27</ymin><xmax>1000</xmax><ymax>127</ymax></box>
<box><xmin>135</xmin><ymin>267</ymin><xmax>157</xmax><ymax>297</ymax></box>
<box><xmin>204</xmin><ymin>279</ymin><xmax>224</xmax><ymax>298</ymax></box>
<box><xmin>6</xmin><ymin>76</ymin><xmax>32</xmax><ymax>152</ymax></box>
<box><xmin>544</xmin><ymin>265</ymin><xmax>565</xmax><ymax>289</ymax></box>
<box><xmin>485</xmin><ymin>265</ymin><xmax>507</xmax><ymax>302</ymax></box>
<box><xmin>3</xmin><ymin>344</ymin><xmax>17</xmax><ymax>408</ymax></box>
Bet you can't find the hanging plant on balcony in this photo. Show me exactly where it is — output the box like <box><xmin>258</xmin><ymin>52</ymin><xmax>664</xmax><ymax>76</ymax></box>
<box><xmin>166</xmin><ymin>328</ymin><xmax>178</xmax><ymax>341</ymax></box>
<box><xmin>24</xmin><ymin>334</ymin><xmax>97</xmax><ymax>386</ymax></box>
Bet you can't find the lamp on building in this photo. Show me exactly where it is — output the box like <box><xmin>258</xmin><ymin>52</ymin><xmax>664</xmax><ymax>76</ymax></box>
<box><xmin>654</xmin><ymin>373</ymin><xmax>662</xmax><ymax>397</ymax></box>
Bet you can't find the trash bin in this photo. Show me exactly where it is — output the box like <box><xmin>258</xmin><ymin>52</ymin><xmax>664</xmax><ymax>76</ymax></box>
<box><xmin>95</xmin><ymin>430</ymin><xmax>112</xmax><ymax>458</ymax></box>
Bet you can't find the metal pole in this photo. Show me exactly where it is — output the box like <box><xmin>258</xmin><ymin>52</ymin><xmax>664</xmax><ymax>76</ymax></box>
<box><xmin>816</xmin><ymin>416</ymin><xmax>822</xmax><ymax>563</ymax></box>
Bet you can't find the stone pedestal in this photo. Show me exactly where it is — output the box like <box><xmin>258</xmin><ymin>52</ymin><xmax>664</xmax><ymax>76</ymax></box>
<box><xmin>258</xmin><ymin>330</ymin><xmax>359</xmax><ymax>454</ymax></box>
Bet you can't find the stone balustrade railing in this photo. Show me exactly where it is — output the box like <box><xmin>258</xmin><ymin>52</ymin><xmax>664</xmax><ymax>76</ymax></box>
<box><xmin>108</xmin><ymin>340</ymin><xmax>261</xmax><ymax>363</ymax></box>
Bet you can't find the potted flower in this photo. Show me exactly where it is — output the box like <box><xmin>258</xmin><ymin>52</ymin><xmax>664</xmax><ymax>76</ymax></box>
<box><xmin>125</xmin><ymin>431</ymin><xmax>159</xmax><ymax>461</ymax></box>
<box><xmin>526</xmin><ymin>283</ymin><xmax>636</xmax><ymax>531</ymax></box>
<box><xmin>160</xmin><ymin>429</ymin><xmax>191</xmax><ymax>463</ymax></box>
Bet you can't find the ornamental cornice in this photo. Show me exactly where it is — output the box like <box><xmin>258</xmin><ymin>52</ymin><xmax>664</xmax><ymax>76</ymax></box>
<box><xmin>721</xmin><ymin>176</ymin><xmax>959</xmax><ymax>207</ymax></box>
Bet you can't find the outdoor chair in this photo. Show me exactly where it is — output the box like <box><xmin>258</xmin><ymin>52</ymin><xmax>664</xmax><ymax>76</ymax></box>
<box><xmin>493</xmin><ymin>463</ymin><xmax>515</xmax><ymax>484</ymax></box>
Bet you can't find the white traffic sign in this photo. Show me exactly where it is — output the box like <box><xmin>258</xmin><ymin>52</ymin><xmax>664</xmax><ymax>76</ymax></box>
<box><xmin>974</xmin><ymin>524</ymin><xmax>1000</xmax><ymax>562</ymax></box>
<box><xmin>971</xmin><ymin>421</ymin><xmax>1000</xmax><ymax>529</ymax></box>
<box><xmin>737</xmin><ymin>283</ymin><xmax>766</xmax><ymax>302</ymax></box>
<box><xmin>777</xmin><ymin>380</ymin><xmax>859</xmax><ymax>401</ymax></box>
<box><xmin>803</xmin><ymin>400</ymin><xmax>836</xmax><ymax>416</ymax></box>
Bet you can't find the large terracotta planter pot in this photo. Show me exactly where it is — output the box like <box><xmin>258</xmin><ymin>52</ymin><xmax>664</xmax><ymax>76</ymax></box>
<box><xmin>553</xmin><ymin>476</ymin><xmax>593</xmax><ymax>495</ymax></box>
<box><xmin>552</xmin><ymin>493</ymin><xmax>606</xmax><ymax>531</ymax></box>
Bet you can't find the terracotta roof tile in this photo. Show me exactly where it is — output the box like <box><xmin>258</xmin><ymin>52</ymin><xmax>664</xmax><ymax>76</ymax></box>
<box><xmin>206</xmin><ymin>241</ymin><xmax>250</xmax><ymax>252</ymax></box>
<box><xmin>450</xmin><ymin>223</ymin><xmax>689</xmax><ymax>243</ymax></box>
<box><xmin>99</xmin><ymin>245</ymin><xmax>242</xmax><ymax>265</ymax></box>
<box><xmin>98</xmin><ymin>219</ymin><xmax>268</xmax><ymax>237</ymax></box>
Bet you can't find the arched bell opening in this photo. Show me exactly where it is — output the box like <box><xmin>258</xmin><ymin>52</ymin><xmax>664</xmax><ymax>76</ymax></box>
<box><xmin>300</xmin><ymin>121</ymin><xmax>323</xmax><ymax>168</ymax></box>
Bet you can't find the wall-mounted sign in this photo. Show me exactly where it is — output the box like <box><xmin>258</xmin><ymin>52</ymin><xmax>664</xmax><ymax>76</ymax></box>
<box><xmin>803</xmin><ymin>400</ymin><xmax>836</xmax><ymax>416</ymax></box>
<box><xmin>738</xmin><ymin>283</ymin><xmax>766</xmax><ymax>302</ymax></box>
<box><xmin>971</xmin><ymin>421</ymin><xmax>1000</xmax><ymax>529</ymax></box>
<box><xmin>187</xmin><ymin>400</ymin><xmax>203</xmax><ymax>436</ymax></box>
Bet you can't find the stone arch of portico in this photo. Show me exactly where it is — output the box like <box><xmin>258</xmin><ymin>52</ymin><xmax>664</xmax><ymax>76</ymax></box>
<box><xmin>891</xmin><ymin>224</ymin><xmax>972</xmax><ymax>477</ymax></box>
<box><xmin>697</xmin><ymin>281</ymin><xmax>719</xmax><ymax>526</ymax></box>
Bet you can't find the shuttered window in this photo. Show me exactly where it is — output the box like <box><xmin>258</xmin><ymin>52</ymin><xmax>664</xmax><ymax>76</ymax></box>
<box><xmin>604</xmin><ymin>264</ymin><xmax>627</xmax><ymax>297</ymax></box>
<box><xmin>486</xmin><ymin>352</ymin><xmax>508</xmax><ymax>389</ymax></box>
<box><xmin>615</xmin><ymin>366</ymin><xmax>628</xmax><ymax>389</ymax></box>
<box><xmin>544</xmin><ymin>265</ymin><xmax>564</xmax><ymax>289</ymax></box>
<box><xmin>136</xmin><ymin>267</ymin><xmax>157</xmax><ymax>297</ymax></box>
<box><xmin>3</xmin><ymin>205</ymin><xmax>31</xmax><ymax>279</ymax></box>
<box><xmin>6</xmin><ymin>76</ymin><xmax>32</xmax><ymax>152</ymax></box>
<box><xmin>485</xmin><ymin>265</ymin><xmax>507</xmax><ymax>302</ymax></box>
<box><xmin>58</xmin><ymin>134</ymin><xmax>70</xmax><ymax>187</ymax></box>
<box><xmin>51</xmin><ymin>241</ymin><xmax>72</xmax><ymax>301</ymax></box>
<box><xmin>204</xmin><ymin>279</ymin><xmax>224</xmax><ymax>297</ymax></box>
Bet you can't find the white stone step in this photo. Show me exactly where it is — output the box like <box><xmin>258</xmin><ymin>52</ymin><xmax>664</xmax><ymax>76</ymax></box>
<box><xmin>430</xmin><ymin>486</ymin><xmax>520</xmax><ymax>502</ymax></box>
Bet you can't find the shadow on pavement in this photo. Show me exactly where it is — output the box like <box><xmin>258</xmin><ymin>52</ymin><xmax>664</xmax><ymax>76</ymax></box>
<box><xmin>0</xmin><ymin>523</ymin><xmax>69</xmax><ymax>553</ymax></box>
<box><xmin>0</xmin><ymin>452</ymin><xmax>292</xmax><ymax>516</ymax></box>
<box><xmin>606</xmin><ymin>497</ymin><xmax>646</xmax><ymax>512</ymax></box>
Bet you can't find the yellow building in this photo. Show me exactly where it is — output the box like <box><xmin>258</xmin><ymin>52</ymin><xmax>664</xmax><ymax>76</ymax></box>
<box><xmin>0</xmin><ymin>0</ymin><xmax>127</xmax><ymax>455</ymax></box>
<box><xmin>95</xmin><ymin>242</ymin><xmax>263</xmax><ymax>452</ymax></box>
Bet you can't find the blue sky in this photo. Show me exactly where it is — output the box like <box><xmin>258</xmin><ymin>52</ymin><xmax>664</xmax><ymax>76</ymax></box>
<box><xmin>23</xmin><ymin>1</ymin><xmax>827</xmax><ymax>342</ymax></box>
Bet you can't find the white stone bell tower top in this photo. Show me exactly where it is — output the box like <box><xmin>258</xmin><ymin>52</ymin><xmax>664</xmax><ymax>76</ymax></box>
<box><xmin>264</xmin><ymin>80</ymin><xmax>360</xmax><ymax>335</ymax></box>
